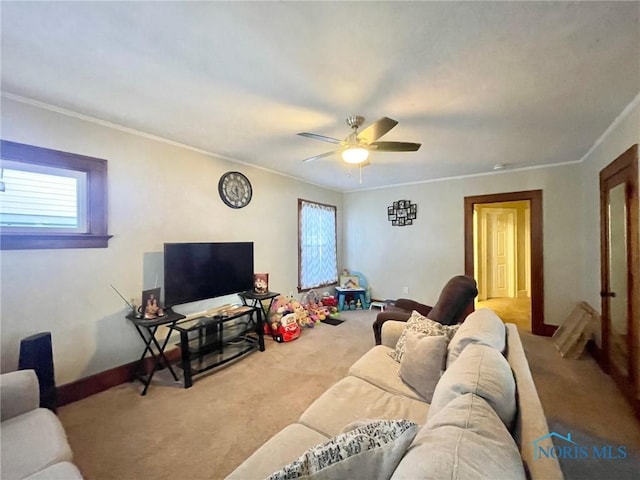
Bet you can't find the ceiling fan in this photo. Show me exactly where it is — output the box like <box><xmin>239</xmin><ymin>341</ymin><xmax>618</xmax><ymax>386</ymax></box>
<box><xmin>298</xmin><ymin>115</ymin><xmax>421</xmax><ymax>165</ymax></box>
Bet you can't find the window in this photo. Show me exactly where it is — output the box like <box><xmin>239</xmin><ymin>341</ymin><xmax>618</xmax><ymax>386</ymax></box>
<box><xmin>298</xmin><ymin>199</ymin><xmax>338</xmax><ymax>291</ymax></box>
<box><xmin>0</xmin><ymin>140</ymin><xmax>111</xmax><ymax>250</ymax></box>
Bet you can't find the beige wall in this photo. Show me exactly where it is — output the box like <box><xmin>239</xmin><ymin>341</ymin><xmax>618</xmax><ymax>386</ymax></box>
<box><xmin>579</xmin><ymin>96</ymin><xmax>640</xmax><ymax>346</ymax></box>
<box><xmin>343</xmin><ymin>94</ymin><xmax>638</xmax><ymax>339</ymax></box>
<box><xmin>343</xmin><ymin>163</ymin><xmax>584</xmax><ymax>327</ymax></box>
<box><xmin>0</xmin><ymin>98</ymin><xmax>343</xmax><ymax>384</ymax></box>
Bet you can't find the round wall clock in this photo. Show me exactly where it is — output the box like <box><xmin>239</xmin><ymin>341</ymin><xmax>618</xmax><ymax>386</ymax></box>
<box><xmin>218</xmin><ymin>171</ymin><xmax>252</xmax><ymax>209</ymax></box>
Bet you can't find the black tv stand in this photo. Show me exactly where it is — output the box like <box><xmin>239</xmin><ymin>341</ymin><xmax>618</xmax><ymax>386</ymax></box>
<box><xmin>170</xmin><ymin>306</ymin><xmax>264</xmax><ymax>388</ymax></box>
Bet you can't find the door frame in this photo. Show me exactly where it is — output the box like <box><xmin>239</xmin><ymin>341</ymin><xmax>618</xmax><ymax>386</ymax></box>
<box><xmin>599</xmin><ymin>144</ymin><xmax>639</xmax><ymax>406</ymax></box>
<box><xmin>464</xmin><ymin>190</ymin><xmax>550</xmax><ymax>336</ymax></box>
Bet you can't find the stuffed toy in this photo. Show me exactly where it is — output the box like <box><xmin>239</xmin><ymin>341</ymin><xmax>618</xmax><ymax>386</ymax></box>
<box><xmin>267</xmin><ymin>295</ymin><xmax>314</xmax><ymax>337</ymax></box>
<box><xmin>303</xmin><ymin>300</ymin><xmax>332</xmax><ymax>324</ymax></box>
<box><xmin>291</xmin><ymin>300</ymin><xmax>314</xmax><ymax>327</ymax></box>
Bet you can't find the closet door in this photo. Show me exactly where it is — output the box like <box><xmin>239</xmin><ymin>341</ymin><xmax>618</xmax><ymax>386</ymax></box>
<box><xmin>600</xmin><ymin>144</ymin><xmax>639</xmax><ymax>406</ymax></box>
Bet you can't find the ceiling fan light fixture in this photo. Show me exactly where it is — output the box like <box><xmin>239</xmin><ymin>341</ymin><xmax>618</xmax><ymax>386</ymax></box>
<box><xmin>342</xmin><ymin>146</ymin><xmax>369</xmax><ymax>164</ymax></box>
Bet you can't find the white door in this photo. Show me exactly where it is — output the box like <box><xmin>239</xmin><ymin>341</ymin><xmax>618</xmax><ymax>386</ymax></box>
<box><xmin>486</xmin><ymin>209</ymin><xmax>516</xmax><ymax>298</ymax></box>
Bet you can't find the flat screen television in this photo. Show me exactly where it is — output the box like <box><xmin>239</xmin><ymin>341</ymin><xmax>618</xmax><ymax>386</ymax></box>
<box><xmin>164</xmin><ymin>242</ymin><xmax>254</xmax><ymax>307</ymax></box>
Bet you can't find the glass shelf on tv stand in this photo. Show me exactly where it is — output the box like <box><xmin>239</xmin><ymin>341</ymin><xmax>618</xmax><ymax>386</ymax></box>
<box><xmin>170</xmin><ymin>306</ymin><xmax>264</xmax><ymax>388</ymax></box>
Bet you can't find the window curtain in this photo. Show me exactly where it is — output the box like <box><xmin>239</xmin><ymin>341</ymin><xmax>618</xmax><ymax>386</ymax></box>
<box><xmin>298</xmin><ymin>199</ymin><xmax>338</xmax><ymax>290</ymax></box>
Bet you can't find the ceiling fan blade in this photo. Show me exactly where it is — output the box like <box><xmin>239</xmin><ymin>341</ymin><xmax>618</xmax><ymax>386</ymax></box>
<box><xmin>302</xmin><ymin>150</ymin><xmax>338</xmax><ymax>163</ymax></box>
<box><xmin>370</xmin><ymin>141</ymin><xmax>422</xmax><ymax>152</ymax></box>
<box><xmin>356</xmin><ymin>117</ymin><xmax>398</xmax><ymax>144</ymax></box>
<box><xmin>298</xmin><ymin>132</ymin><xmax>344</xmax><ymax>145</ymax></box>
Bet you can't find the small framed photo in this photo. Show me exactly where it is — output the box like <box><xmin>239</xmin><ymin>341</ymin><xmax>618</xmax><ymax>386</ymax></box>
<box><xmin>398</xmin><ymin>200</ymin><xmax>406</xmax><ymax>209</ymax></box>
<box><xmin>392</xmin><ymin>220</ymin><xmax>398</xmax><ymax>226</ymax></box>
<box><xmin>387</xmin><ymin>206</ymin><xmax>394</xmax><ymax>214</ymax></box>
<box><xmin>388</xmin><ymin>213</ymin><xmax>397</xmax><ymax>221</ymax></box>
<box><xmin>253</xmin><ymin>273</ymin><xmax>269</xmax><ymax>294</ymax></box>
<box><xmin>141</xmin><ymin>288</ymin><xmax>162</xmax><ymax>319</ymax></box>
<box><xmin>393</xmin><ymin>201</ymin><xmax>399</xmax><ymax>209</ymax></box>
<box><xmin>398</xmin><ymin>217</ymin><xmax>406</xmax><ymax>226</ymax></box>
<box><xmin>339</xmin><ymin>275</ymin><xmax>360</xmax><ymax>289</ymax></box>
<box><xmin>409</xmin><ymin>204</ymin><xmax>417</xmax><ymax>214</ymax></box>
<box><xmin>397</xmin><ymin>208</ymin><xmax>407</xmax><ymax>218</ymax></box>
<box><xmin>406</xmin><ymin>219</ymin><xmax>413</xmax><ymax>225</ymax></box>
<box><xmin>408</xmin><ymin>212</ymin><xmax>416</xmax><ymax>220</ymax></box>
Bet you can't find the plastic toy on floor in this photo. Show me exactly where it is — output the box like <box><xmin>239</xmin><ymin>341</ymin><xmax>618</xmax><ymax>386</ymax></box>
<box><xmin>272</xmin><ymin>312</ymin><xmax>301</xmax><ymax>343</ymax></box>
<box><xmin>321</xmin><ymin>294</ymin><xmax>337</xmax><ymax>308</ymax></box>
<box><xmin>267</xmin><ymin>295</ymin><xmax>313</xmax><ymax>342</ymax></box>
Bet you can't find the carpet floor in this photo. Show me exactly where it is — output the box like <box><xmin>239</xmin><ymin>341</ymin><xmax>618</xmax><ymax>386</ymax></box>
<box><xmin>59</xmin><ymin>309</ymin><xmax>375</xmax><ymax>480</ymax></box>
<box><xmin>57</xmin><ymin>310</ymin><xmax>640</xmax><ymax>479</ymax></box>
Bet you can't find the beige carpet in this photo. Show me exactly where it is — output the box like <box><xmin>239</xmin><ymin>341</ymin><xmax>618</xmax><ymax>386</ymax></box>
<box><xmin>58</xmin><ymin>310</ymin><xmax>640</xmax><ymax>480</ymax></box>
<box><xmin>58</xmin><ymin>309</ymin><xmax>375</xmax><ymax>480</ymax></box>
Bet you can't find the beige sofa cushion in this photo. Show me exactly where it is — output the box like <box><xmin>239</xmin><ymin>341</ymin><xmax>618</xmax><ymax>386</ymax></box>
<box><xmin>398</xmin><ymin>332</ymin><xmax>447</xmax><ymax>402</ymax></box>
<box><xmin>429</xmin><ymin>344</ymin><xmax>516</xmax><ymax>428</ymax></box>
<box><xmin>348</xmin><ymin>346</ymin><xmax>423</xmax><ymax>401</ymax></box>
<box><xmin>265</xmin><ymin>420</ymin><xmax>418</xmax><ymax>480</ymax></box>
<box><xmin>0</xmin><ymin>408</ymin><xmax>73</xmax><ymax>480</ymax></box>
<box><xmin>225</xmin><ymin>423</ymin><xmax>329</xmax><ymax>480</ymax></box>
<box><xmin>24</xmin><ymin>461</ymin><xmax>84</xmax><ymax>480</ymax></box>
<box><xmin>298</xmin><ymin>376</ymin><xmax>429</xmax><ymax>437</ymax></box>
<box><xmin>392</xmin><ymin>393</ymin><xmax>526</xmax><ymax>480</ymax></box>
<box><xmin>0</xmin><ymin>370</ymin><xmax>40</xmax><ymax>422</ymax></box>
<box><xmin>446</xmin><ymin>308</ymin><xmax>506</xmax><ymax>367</ymax></box>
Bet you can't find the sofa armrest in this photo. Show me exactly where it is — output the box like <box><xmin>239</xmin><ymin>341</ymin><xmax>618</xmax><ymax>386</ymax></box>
<box><xmin>0</xmin><ymin>370</ymin><xmax>40</xmax><ymax>421</ymax></box>
<box><xmin>505</xmin><ymin>324</ymin><xmax>563</xmax><ymax>480</ymax></box>
<box><xmin>394</xmin><ymin>299</ymin><xmax>433</xmax><ymax>317</ymax></box>
<box><xmin>381</xmin><ymin>320</ymin><xmax>407</xmax><ymax>348</ymax></box>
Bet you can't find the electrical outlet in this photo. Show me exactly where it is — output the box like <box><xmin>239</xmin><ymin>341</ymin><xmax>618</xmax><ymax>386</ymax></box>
<box><xmin>403</xmin><ymin>286</ymin><xmax>409</xmax><ymax>294</ymax></box>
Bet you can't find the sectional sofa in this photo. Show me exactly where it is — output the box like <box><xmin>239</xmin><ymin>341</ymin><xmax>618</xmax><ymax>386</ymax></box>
<box><xmin>226</xmin><ymin>308</ymin><xmax>563</xmax><ymax>479</ymax></box>
<box><xmin>0</xmin><ymin>369</ymin><xmax>83</xmax><ymax>479</ymax></box>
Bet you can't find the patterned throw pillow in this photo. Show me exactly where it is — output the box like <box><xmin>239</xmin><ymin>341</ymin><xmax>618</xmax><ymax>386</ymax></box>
<box><xmin>389</xmin><ymin>310</ymin><xmax>460</xmax><ymax>363</ymax></box>
<box><xmin>265</xmin><ymin>419</ymin><xmax>418</xmax><ymax>480</ymax></box>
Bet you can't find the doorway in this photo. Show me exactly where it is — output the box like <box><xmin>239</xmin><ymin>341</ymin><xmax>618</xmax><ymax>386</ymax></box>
<box><xmin>464</xmin><ymin>190</ymin><xmax>550</xmax><ymax>336</ymax></box>
<box><xmin>599</xmin><ymin>144</ymin><xmax>639</xmax><ymax>408</ymax></box>
<box><xmin>474</xmin><ymin>202</ymin><xmax>530</xmax><ymax>330</ymax></box>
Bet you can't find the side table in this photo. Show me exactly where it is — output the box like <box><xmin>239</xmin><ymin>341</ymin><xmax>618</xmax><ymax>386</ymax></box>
<box><xmin>126</xmin><ymin>310</ymin><xmax>185</xmax><ymax>395</ymax></box>
<box><xmin>239</xmin><ymin>290</ymin><xmax>280</xmax><ymax>322</ymax></box>
<box><xmin>335</xmin><ymin>287</ymin><xmax>369</xmax><ymax>311</ymax></box>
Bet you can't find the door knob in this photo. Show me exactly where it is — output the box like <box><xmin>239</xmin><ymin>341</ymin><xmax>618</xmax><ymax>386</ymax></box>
<box><xmin>600</xmin><ymin>291</ymin><xmax>617</xmax><ymax>297</ymax></box>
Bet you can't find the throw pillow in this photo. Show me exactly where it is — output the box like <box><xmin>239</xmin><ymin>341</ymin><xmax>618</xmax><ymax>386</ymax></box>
<box><xmin>265</xmin><ymin>419</ymin><xmax>418</xmax><ymax>480</ymax></box>
<box><xmin>392</xmin><ymin>393</ymin><xmax>525</xmax><ymax>480</ymax></box>
<box><xmin>389</xmin><ymin>310</ymin><xmax>459</xmax><ymax>363</ymax></box>
<box><xmin>428</xmin><ymin>344</ymin><xmax>517</xmax><ymax>429</ymax></box>
<box><xmin>398</xmin><ymin>331</ymin><xmax>447</xmax><ymax>402</ymax></box>
<box><xmin>446</xmin><ymin>308</ymin><xmax>506</xmax><ymax>368</ymax></box>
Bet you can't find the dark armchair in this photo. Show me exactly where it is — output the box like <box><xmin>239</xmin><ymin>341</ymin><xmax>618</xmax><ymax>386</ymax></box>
<box><xmin>372</xmin><ymin>275</ymin><xmax>478</xmax><ymax>345</ymax></box>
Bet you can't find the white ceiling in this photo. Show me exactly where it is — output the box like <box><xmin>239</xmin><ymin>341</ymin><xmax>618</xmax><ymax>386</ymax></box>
<box><xmin>1</xmin><ymin>1</ymin><xmax>639</xmax><ymax>191</ymax></box>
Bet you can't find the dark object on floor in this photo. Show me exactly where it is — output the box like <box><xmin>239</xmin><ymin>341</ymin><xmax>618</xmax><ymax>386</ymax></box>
<box><xmin>372</xmin><ymin>275</ymin><xmax>478</xmax><ymax>344</ymax></box>
<box><xmin>321</xmin><ymin>317</ymin><xmax>344</xmax><ymax>326</ymax></box>
<box><xmin>18</xmin><ymin>332</ymin><xmax>57</xmax><ymax>412</ymax></box>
